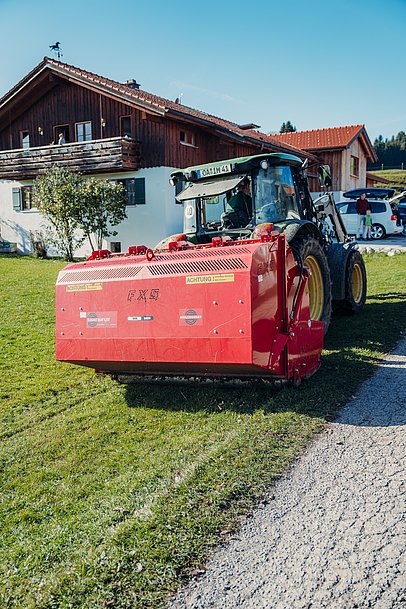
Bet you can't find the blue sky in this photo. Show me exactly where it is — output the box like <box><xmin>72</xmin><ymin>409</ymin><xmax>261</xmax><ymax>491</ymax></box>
<box><xmin>0</xmin><ymin>0</ymin><xmax>405</xmax><ymax>142</ymax></box>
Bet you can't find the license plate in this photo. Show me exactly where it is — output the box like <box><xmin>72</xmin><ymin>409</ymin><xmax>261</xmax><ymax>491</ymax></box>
<box><xmin>196</xmin><ymin>163</ymin><xmax>232</xmax><ymax>179</ymax></box>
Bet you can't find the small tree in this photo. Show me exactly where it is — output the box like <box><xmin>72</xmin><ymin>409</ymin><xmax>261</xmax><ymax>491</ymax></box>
<box><xmin>280</xmin><ymin>121</ymin><xmax>297</xmax><ymax>133</ymax></box>
<box><xmin>75</xmin><ymin>178</ymin><xmax>127</xmax><ymax>251</ymax></box>
<box><xmin>34</xmin><ymin>166</ymin><xmax>84</xmax><ymax>261</ymax></box>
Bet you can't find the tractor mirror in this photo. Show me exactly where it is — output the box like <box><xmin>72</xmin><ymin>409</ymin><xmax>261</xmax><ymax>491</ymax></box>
<box><xmin>318</xmin><ymin>165</ymin><xmax>332</xmax><ymax>187</ymax></box>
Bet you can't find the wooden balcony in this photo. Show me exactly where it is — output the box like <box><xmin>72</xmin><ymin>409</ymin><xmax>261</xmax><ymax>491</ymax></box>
<box><xmin>0</xmin><ymin>137</ymin><xmax>141</xmax><ymax>180</ymax></box>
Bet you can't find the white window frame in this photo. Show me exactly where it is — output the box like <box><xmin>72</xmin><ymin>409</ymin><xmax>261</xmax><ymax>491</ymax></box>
<box><xmin>21</xmin><ymin>186</ymin><xmax>36</xmax><ymax>210</ymax></box>
<box><xmin>75</xmin><ymin>121</ymin><xmax>92</xmax><ymax>142</ymax></box>
<box><xmin>180</xmin><ymin>130</ymin><xmax>196</xmax><ymax>147</ymax></box>
<box><xmin>21</xmin><ymin>130</ymin><xmax>30</xmax><ymax>149</ymax></box>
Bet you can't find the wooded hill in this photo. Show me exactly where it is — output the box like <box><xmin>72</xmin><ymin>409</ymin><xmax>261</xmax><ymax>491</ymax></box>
<box><xmin>369</xmin><ymin>131</ymin><xmax>406</xmax><ymax>170</ymax></box>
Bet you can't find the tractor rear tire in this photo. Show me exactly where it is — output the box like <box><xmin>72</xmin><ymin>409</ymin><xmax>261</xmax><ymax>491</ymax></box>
<box><xmin>335</xmin><ymin>249</ymin><xmax>367</xmax><ymax>314</ymax></box>
<box><xmin>290</xmin><ymin>235</ymin><xmax>332</xmax><ymax>334</ymax></box>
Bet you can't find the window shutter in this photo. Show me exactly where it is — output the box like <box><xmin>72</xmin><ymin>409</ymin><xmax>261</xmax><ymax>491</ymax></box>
<box><xmin>134</xmin><ymin>178</ymin><xmax>146</xmax><ymax>205</ymax></box>
<box><xmin>12</xmin><ymin>187</ymin><xmax>22</xmax><ymax>211</ymax></box>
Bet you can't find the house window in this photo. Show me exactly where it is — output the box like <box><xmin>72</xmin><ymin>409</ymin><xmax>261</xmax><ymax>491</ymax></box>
<box><xmin>350</xmin><ymin>155</ymin><xmax>359</xmax><ymax>177</ymax></box>
<box><xmin>110</xmin><ymin>241</ymin><xmax>121</xmax><ymax>253</ymax></box>
<box><xmin>75</xmin><ymin>121</ymin><xmax>92</xmax><ymax>142</ymax></box>
<box><xmin>180</xmin><ymin>130</ymin><xmax>196</xmax><ymax>147</ymax></box>
<box><xmin>54</xmin><ymin>125</ymin><xmax>70</xmax><ymax>144</ymax></box>
<box><xmin>21</xmin><ymin>131</ymin><xmax>30</xmax><ymax>149</ymax></box>
<box><xmin>22</xmin><ymin>186</ymin><xmax>35</xmax><ymax>210</ymax></box>
<box><xmin>120</xmin><ymin>116</ymin><xmax>132</xmax><ymax>138</ymax></box>
<box><xmin>12</xmin><ymin>186</ymin><xmax>36</xmax><ymax>211</ymax></box>
<box><xmin>117</xmin><ymin>178</ymin><xmax>146</xmax><ymax>205</ymax></box>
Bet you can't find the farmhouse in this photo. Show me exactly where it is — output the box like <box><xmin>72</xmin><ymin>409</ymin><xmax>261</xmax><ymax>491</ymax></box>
<box><xmin>0</xmin><ymin>57</ymin><xmax>310</xmax><ymax>255</ymax></box>
<box><xmin>272</xmin><ymin>125</ymin><xmax>378</xmax><ymax>199</ymax></box>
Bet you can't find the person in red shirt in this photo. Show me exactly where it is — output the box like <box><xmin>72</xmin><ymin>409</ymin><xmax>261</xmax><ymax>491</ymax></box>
<box><xmin>355</xmin><ymin>193</ymin><xmax>370</xmax><ymax>240</ymax></box>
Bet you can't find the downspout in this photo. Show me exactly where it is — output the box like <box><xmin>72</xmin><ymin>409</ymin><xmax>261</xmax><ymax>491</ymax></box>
<box><xmin>99</xmin><ymin>94</ymin><xmax>103</xmax><ymax>139</ymax></box>
<box><xmin>9</xmin><ymin>109</ymin><xmax>12</xmax><ymax>149</ymax></box>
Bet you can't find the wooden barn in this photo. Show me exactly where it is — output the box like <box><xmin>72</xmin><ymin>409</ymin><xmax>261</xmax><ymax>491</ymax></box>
<box><xmin>272</xmin><ymin>125</ymin><xmax>378</xmax><ymax>199</ymax></box>
<box><xmin>0</xmin><ymin>57</ymin><xmax>309</xmax><ymax>255</ymax></box>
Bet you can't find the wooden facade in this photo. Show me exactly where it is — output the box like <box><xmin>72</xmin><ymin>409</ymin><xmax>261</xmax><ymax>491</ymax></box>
<box><xmin>0</xmin><ymin>69</ymin><xmax>277</xmax><ymax>180</ymax></box>
<box><xmin>309</xmin><ymin>139</ymin><xmax>372</xmax><ymax>194</ymax></box>
<box><xmin>307</xmin><ymin>150</ymin><xmax>343</xmax><ymax>192</ymax></box>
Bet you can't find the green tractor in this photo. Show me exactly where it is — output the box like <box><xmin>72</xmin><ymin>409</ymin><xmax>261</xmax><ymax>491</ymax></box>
<box><xmin>163</xmin><ymin>153</ymin><xmax>366</xmax><ymax>332</ymax></box>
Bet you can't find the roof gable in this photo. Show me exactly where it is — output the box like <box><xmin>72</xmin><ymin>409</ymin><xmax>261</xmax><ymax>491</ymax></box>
<box><xmin>272</xmin><ymin>125</ymin><xmax>377</xmax><ymax>162</ymax></box>
<box><xmin>0</xmin><ymin>57</ymin><xmax>317</xmax><ymax>160</ymax></box>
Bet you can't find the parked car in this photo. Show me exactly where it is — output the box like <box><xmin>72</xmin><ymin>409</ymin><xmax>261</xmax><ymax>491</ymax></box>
<box><xmin>395</xmin><ymin>202</ymin><xmax>406</xmax><ymax>235</ymax></box>
<box><xmin>337</xmin><ymin>188</ymin><xmax>402</xmax><ymax>239</ymax></box>
<box><xmin>390</xmin><ymin>191</ymin><xmax>406</xmax><ymax>236</ymax></box>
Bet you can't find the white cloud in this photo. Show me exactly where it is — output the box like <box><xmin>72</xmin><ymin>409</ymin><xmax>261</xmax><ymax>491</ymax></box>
<box><xmin>169</xmin><ymin>80</ymin><xmax>244</xmax><ymax>105</ymax></box>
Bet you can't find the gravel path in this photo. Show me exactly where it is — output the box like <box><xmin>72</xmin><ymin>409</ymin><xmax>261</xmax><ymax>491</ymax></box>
<box><xmin>168</xmin><ymin>336</ymin><xmax>406</xmax><ymax>609</ymax></box>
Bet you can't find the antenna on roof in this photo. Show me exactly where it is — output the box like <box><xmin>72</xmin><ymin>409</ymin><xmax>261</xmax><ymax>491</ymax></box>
<box><xmin>49</xmin><ymin>42</ymin><xmax>63</xmax><ymax>60</ymax></box>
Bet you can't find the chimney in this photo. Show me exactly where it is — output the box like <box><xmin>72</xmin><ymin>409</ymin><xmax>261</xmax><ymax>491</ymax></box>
<box><xmin>125</xmin><ymin>79</ymin><xmax>141</xmax><ymax>90</ymax></box>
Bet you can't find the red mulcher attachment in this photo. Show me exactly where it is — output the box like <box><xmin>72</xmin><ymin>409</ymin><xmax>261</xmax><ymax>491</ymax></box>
<box><xmin>56</xmin><ymin>230</ymin><xmax>324</xmax><ymax>383</ymax></box>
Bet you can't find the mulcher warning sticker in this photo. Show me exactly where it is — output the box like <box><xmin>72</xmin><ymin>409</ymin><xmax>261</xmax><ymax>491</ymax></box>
<box><xmin>186</xmin><ymin>274</ymin><xmax>234</xmax><ymax>285</ymax></box>
<box><xmin>66</xmin><ymin>283</ymin><xmax>103</xmax><ymax>292</ymax></box>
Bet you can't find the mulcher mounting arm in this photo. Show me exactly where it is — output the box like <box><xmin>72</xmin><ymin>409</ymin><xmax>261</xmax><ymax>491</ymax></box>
<box><xmin>313</xmin><ymin>191</ymin><xmax>351</xmax><ymax>244</ymax></box>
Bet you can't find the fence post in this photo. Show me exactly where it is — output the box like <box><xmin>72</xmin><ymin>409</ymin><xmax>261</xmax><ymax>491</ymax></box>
<box><xmin>381</xmin><ymin>164</ymin><xmax>384</xmax><ymax>170</ymax></box>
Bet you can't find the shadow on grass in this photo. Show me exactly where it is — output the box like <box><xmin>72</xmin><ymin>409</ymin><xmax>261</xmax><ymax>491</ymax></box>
<box><xmin>124</xmin><ymin>299</ymin><xmax>406</xmax><ymax>426</ymax></box>
<box><xmin>367</xmin><ymin>292</ymin><xmax>406</xmax><ymax>301</ymax></box>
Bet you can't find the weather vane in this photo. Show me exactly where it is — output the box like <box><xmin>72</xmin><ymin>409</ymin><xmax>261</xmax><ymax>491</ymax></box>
<box><xmin>49</xmin><ymin>42</ymin><xmax>63</xmax><ymax>60</ymax></box>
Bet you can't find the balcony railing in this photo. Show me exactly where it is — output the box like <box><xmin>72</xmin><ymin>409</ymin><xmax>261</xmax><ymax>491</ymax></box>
<box><xmin>0</xmin><ymin>136</ymin><xmax>141</xmax><ymax>180</ymax></box>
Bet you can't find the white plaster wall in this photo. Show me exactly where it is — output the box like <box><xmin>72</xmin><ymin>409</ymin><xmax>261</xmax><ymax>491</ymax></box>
<box><xmin>0</xmin><ymin>180</ymin><xmax>49</xmax><ymax>254</ymax></box>
<box><xmin>0</xmin><ymin>167</ymin><xmax>183</xmax><ymax>257</ymax></box>
<box><xmin>100</xmin><ymin>166</ymin><xmax>184</xmax><ymax>252</ymax></box>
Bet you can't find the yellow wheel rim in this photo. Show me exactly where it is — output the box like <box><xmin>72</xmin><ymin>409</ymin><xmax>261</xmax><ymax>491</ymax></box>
<box><xmin>351</xmin><ymin>263</ymin><xmax>363</xmax><ymax>304</ymax></box>
<box><xmin>304</xmin><ymin>255</ymin><xmax>324</xmax><ymax>320</ymax></box>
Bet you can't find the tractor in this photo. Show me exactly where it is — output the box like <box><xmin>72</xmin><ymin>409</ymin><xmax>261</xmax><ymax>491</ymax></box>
<box><xmin>55</xmin><ymin>153</ymin><xmax>366</xmax><ymax>384</ymax></box>
<box><xmin>164</xmin><ymin>152</ymin><xmax>367</xmax><ymax>332</ymax></box>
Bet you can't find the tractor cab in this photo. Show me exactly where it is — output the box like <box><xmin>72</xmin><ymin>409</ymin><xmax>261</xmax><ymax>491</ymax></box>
<box><xmin>170</xmin><ymin>153</ymin><xmax>310</xmax><ymax>244</ymax></box>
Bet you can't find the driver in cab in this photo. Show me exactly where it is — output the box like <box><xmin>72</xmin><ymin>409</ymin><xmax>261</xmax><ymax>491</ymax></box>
<box><xmin>222</xmin><ymin>178</ymin><xmax>252</xmax><ymax>228</ymax></box>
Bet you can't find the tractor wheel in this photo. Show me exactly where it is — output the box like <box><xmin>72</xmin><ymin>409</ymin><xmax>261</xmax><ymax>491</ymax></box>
<box><xmin>290</xmin><ymin>235</ymin><xmax>332</xmax><ymax>333</ymax></box>
<box><xmin>335</xmin><ymin>250</ymin><xmax>367</xmax><ymax>314</ymax></box>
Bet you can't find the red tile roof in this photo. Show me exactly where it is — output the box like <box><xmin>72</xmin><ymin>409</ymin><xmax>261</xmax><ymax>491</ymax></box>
<box><xmin>272</xmin><ymin>125</ymin><xmax>365</xmax><ymax>150</ymax></box>
<box><xmin>0</xmin><ymin>57</ymin><xmax>317</xmax><ymax>160</ymax></box>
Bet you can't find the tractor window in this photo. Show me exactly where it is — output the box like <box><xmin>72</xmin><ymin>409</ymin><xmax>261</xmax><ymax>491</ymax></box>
<box><xmin>201</xmin><ymin>194</ymin><xmax>227</xmax><ymax>229</ymax></box>
<box><xmin>254</xmin><ymin>165</ymin><xmax>299</xmax><ymax>224</ymax></box>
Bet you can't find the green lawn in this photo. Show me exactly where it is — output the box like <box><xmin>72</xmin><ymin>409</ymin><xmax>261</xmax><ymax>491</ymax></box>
<box><xmin>370</xmin><ymin>168</ymin><xmax>406</xmax><ymax>190</ymax></box>
<box><xmin>1</xmin><ymin>254</ymin><xmax>405</xmax><ymax>609</ymax></box>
